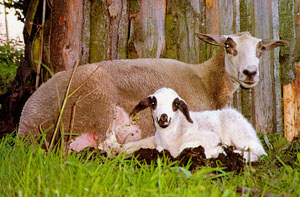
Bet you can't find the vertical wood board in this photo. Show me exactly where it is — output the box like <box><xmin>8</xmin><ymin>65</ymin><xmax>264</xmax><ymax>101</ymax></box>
<box><xmin>90</xmin><ymin>0</ymin><xmax>111</xmax><ymax>62</ymax></box>
<box><xmin>252</xmin><ymin>0</ymin><xmax>276</xmax><ymax>133</ymax></box>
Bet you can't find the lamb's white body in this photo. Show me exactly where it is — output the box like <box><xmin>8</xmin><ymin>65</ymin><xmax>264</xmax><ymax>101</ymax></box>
<box><xmin>154</xmin><ymin>112</ymin><xmax>223</xmax><ymax>159</ymax></box>
<box><xmin>190</xmin><ymin>109</ymin><xmax>267</xmax><ymax>162</ymax></box>
<box><xmin>115</xmin><ymin>88</ymin><xmax>267</xmax><ymax>162</ymax></box>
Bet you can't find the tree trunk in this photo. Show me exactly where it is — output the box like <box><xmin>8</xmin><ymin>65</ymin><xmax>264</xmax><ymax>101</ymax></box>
<box><xmin>50</xmin><ymin>0</ymin><xmax>83</xmax><ymax>72</ymax></box>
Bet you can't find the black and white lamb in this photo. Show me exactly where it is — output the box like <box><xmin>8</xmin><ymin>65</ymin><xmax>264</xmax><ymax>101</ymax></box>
<box><xmin>102</xmin><ymin>88</ymin><xmax>267</xmax><ymax>162</ymax></box>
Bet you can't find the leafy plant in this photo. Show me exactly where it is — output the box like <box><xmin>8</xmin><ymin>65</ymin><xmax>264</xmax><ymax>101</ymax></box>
<box><xmin>1</xmin><ymin>0</ymin><xmax>25</xmax><ymax>22</ymax></box>
<box><xmin>0</xmin><ymin>39</ymin><xmax>23</xmax><ymax>94</ymax></box>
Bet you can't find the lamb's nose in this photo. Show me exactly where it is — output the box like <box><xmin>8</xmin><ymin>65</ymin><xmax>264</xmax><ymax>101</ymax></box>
<box><xmin>158</xmin><ymin>113</ymin><xmax>170</xmax><ymax>128</ymax></box>
<box><xmin>159</xmin><ymin>114</ymin><xmax>168</xmax><ymax>122</ymax></box>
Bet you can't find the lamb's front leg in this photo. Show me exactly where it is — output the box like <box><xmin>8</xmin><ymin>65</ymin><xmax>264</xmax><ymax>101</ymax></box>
<box><xmin>98</xmin><ymin>134</ymin><xmax>155</xmax><ymax>156</ymax></box>
<box><xmin>120</xmin><ymin>136</ymin><xmax>155</xmax><ymax>154</ymax></box>
<box><xmin>179</xmin><ymin>130</ymin><xmax>224</xmax><ymax>159</ymax></box>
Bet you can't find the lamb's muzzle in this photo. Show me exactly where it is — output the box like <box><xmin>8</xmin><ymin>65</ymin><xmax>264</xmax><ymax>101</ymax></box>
<box><xmin>157</xmin><ymin>113</ymin><xmax>171</xmax><ymax>128</ymax></box>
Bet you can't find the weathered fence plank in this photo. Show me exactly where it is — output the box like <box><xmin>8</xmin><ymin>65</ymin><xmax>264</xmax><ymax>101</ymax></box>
<box><xmin>279</xmin><ymin>0</ymin><xmax>297</xmax><ymax>140</ymax></box>
<box><xmin>283</xmin><ymin>83</ymin><xmax>296</xmax><ymax>141</ymax></box>
<box><xmin>129</xmin><ymin>0</ymin><xmax>166</xmax><ymax>58</ymax></box>
<box><xmin>50</xmin><ymin>0</ymin><xmax>83</xmax><ymax>72</ymax></box>
<box><xmin>165</xmin><ymin>0</ymin><xmax>204</xmax><ymax>63</ymax></box>
<box><xmin>252</xmin><ymin>0</ymin><xmax>277</xmax><ymax>134</ymax></box>
<box><xmin>109</xmin><ymin>0</ymin><xmax>129</xmax><ymax>59</ymax></box>
<box><xmin>295</xmin><ymin>64</ymin><xmax>300</xmax><ymax>137</ymax></box>
<box><xmin>219</xmin><ymin>0</ymin><xmax>235</xmax><ymax>35</ymax></box>
<box><xmin>272</xmin><ymin>0</ymin><xmax>282</xmax><ymax>134</ymax></box>
<box><xmin>90</xmin><ymin>0</ymin><xmax>111</xmax><ymax>62</ymax></box>
<box><xmin>81</xmin><ymin>0</ymin><xmax>91</xmax><ymax>64</ymax></box>
<box><xmin>279</xmin><ymin>0</ymin><xmax>296</xmax><ymax>84</ymax></box>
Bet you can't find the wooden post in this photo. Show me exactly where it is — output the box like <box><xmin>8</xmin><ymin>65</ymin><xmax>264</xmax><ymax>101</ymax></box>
<box><xmin>130</xmin><ymin>0</ymin><xmax>166</xmax><ymax>58</ymax></box>
<box><xmin>165</xmin><ymin>0</ymin><xmax>205</xmax><ymax>63</ymax></box>
<box><xmin>294</xmin><ymin>64</ymin><xmax>300</xmax><ymax>138</ymax></box>
<box><xmin>252</xmin><ymin>1</ymin><xmax>277</xmax><ymax>134</ymax></box>
<box><xmin>50</xmin><ymin>0</ymin><xmax>83</xmax><ymax>72</ymax></box>
<box><xmin>283</xmin><ymin>83</ymin><xmax>296</xmax><ymax>141</ymax></box>
<box><xmin>280</xmin><ymin>0</ymin><xmax>297</xmax><ymax>140</ymax></box>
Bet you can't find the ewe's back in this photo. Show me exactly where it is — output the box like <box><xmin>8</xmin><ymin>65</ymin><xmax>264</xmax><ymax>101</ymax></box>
<box><xmin>18</xmin><ymin>58</ymin><xmax>222</xmax><ymax>142</ymax></box>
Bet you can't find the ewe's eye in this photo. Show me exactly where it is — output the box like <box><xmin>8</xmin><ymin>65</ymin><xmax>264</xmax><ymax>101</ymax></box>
<box><xmin>224</xmin><ymin>38</ymin><xmax>238</xmax><ymax>56</ymax></box>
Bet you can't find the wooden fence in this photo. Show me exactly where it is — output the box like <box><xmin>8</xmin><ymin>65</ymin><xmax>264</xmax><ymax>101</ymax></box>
<box><xmin>284</xmin><ymin>64</ymin><xmax>300</xmax><ymax>141</ymax></box>
<box><xmin>23</xmin><ymin>0</ymin><xmax>299</xmax><ymax>139</ymax></box>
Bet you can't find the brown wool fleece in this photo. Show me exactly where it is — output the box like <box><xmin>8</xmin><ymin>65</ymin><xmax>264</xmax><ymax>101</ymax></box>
<box><xmin>18</xmin><ymin>49</ymin><xmax>239</xmax><ymax>142</ymax></box>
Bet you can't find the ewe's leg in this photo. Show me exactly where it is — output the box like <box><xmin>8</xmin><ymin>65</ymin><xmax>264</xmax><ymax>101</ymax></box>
<box><xmin>69</xmin><ymin>132</ymin><xmax>99</xmax><ymax>153</ymax></box>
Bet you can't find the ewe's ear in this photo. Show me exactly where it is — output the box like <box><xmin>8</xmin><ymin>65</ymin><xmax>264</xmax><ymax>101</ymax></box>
<box><xmin>130</xmin><ymin>96</ymin><xmax>155</xmax><ymax>117</ymax></box>
<box><xmin>196</xmin><ymin>33</ymin><xmax>227</xmax><ymax>47</ymax></box>
<box><xmin>177</xmin><ymin>99</ymin><xmax>193</xmax><ymax>123</ymax></box>
<box><xmin>259</xmin><ymin>39</ymin><xmax>289</xmax><ymax>51</ymax></box>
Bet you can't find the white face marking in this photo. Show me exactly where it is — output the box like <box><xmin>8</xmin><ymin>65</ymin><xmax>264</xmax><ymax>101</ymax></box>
<box><xmin>224</xmin><ymin>34</ymin><xmax>262</xmax><ymax>88</ymax></box>
<box><xmin>151</xmin><ymin>88</ymin><xmax>181</xmax><ymax>130</ymax></box>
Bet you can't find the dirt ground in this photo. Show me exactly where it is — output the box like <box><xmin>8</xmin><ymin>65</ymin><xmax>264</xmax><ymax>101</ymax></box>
<box><xmin>79</xmin><ymin>145</ymin><xmax>248</xmax><ymax>172</ymax></box>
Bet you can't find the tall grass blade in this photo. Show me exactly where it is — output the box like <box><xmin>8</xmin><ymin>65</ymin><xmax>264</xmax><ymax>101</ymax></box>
<box><xmin>48</xmin><ymin>61</ymin><xmax>79</xmax><ymax>152</ymax></box>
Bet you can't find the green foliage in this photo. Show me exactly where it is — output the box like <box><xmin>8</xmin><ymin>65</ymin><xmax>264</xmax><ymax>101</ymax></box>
<box><xmin>0</xmin><ymin>39</ymin><xmax>23</xmax><ymax>94</ymax></box>
<box><xmin>1</xmin><ymin>133</ymin><xmax>300</xmax><ymax>196</ymax></box>
<box><xmin>1</xmin><ymin>0</ymin><xmax>25</xmax><ymax>22</ymax></box>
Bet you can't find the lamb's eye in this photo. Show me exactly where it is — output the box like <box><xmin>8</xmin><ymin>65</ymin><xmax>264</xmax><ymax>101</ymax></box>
<box><xmin>172</xmin><ymin>98</ymin><xmax>180</xmax><ymax>111</ymax></box>
<box><xmin>225</xmin><ymin>44</ymin><xmax>229</xmax><ymax>48</ymax></box>
<box><xmin>150</xmin><ymin>97</ymin><xmax>157</xmax><ymax>109</ymax></box>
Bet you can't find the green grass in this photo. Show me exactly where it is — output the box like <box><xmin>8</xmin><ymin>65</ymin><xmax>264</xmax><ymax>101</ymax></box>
<box><xmin>0</xmin><ymin>133</ymin><xmax>299</xmax><ymax>196</ymax></box>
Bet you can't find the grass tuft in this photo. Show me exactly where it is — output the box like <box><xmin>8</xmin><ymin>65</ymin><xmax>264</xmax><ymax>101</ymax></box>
<box><xmin>0</xmin><ymin>133</ymin><xmax>299</xmax><ymax>196</ymax></box>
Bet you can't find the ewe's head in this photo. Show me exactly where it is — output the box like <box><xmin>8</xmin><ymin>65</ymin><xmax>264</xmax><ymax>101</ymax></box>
<box><xmin>130</xmin><ymin>88</ymin><xmax>193</xmax><ymax>129</ymax></box>
<box><xmin>197</xmin><ymin>32</ymin><xmax>288</xmax><ymax>88</ymax></box>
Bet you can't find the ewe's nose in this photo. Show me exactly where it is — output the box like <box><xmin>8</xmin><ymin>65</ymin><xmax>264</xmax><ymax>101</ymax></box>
<box><xmin>242</xmin><ymin>65</ymin><xmax>257</xmax><ymax>78</ymax></box>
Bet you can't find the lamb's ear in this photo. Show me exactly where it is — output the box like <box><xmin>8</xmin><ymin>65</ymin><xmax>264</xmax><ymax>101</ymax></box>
<box><xmin>259</xmin><ymin>39</ymin><xmax>289</xmax><ymax>51</ymax></box>
<box><xmin>130</xmin><ymin>96</ymin><xmax>155</xmax><ymax>117</ymax></box>
<box><xmin>196</xmin><ymin>33</ymin><xmax>227</xmax><ymax>47</ymax></box>
<box><xmin>177</xmin><ymin>99</ymin><xmax>193</xmax><ymax>123</ymax></box>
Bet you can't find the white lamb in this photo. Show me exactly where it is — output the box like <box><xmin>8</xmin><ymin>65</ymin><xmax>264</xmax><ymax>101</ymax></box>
<box><xmin>128</xmin><ymin>88</ymin><xmax>267</xmax><ymax>162</ymax></box>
